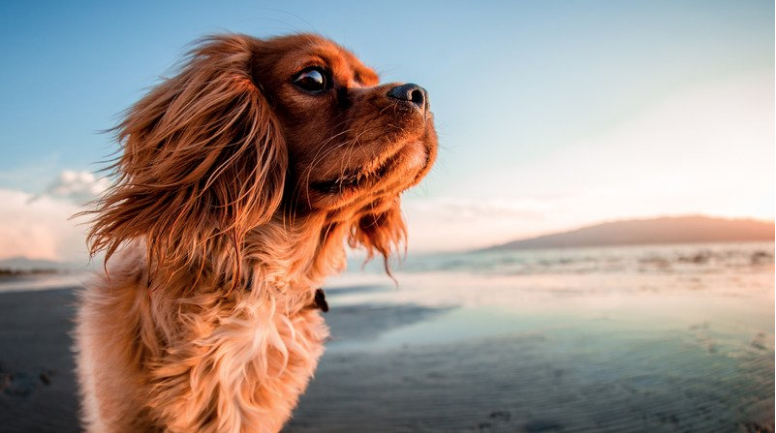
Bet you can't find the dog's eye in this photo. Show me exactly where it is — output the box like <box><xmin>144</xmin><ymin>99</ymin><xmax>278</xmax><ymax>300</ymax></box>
<box><xmin>293</xmin><ymin>68</ymin><xmax>329</xmax><ymax>93</ymax></box>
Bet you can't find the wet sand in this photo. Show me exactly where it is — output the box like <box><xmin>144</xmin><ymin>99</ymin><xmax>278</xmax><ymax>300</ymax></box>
<box><xmin>0</xmin><ymin>285</ymin><xmax>453</xmax><ymax>433</ymax></box>
<box><xmin>0</xmin><ymin>287</ymin><xmax>80</xmax><ymax>433</ymax></box>
<box><xmin>284</xmin><ymin>281</ymin><xmax>775</xmax><ymax>433</ymax></box>
<box><xmin>0</xmin><ymin>263</ymin><xmax>773</xmax><ymax>433</ymax></box>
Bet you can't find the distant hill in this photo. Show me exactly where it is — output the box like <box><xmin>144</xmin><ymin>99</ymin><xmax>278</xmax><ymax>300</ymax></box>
<box><xmin>0</xmin><ymin>256</ymin><xmax>86</xmax><ymax>273</ymax></box>
<box><xmin>482</xmin><ymin>216</ymin><xmax>775</xmax><ymax>251</ymax></box>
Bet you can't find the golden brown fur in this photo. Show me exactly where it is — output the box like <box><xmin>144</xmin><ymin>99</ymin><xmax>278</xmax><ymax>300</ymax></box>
<box><xmin>75</xmin><ymin>33</ymin><xmax>436</xmax><ymax>432</ymax></box>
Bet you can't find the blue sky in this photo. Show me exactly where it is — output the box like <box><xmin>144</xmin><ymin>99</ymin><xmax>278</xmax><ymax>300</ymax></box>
<box><xmin>0</xmin><ymin>1</ymin><xmax>773</xmax><ymax>258</ymax></box>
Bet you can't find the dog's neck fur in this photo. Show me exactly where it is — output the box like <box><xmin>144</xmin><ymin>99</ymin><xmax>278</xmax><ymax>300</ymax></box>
<box><xmin>243</xmin><ymin>213</ymin><xmax>348</xmax><ymax>296</ymax></box>
<box><xmin>140</xmin><ymin>210</ymin><xmax>348</xmax><ymax>311</ymax></box>
<box><xmin>120</xmin><ymin>211</ymin><xmax>346</xmax><ymax>357</ymax></box>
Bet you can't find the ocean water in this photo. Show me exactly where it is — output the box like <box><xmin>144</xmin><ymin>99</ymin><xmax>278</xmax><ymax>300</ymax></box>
<box><xmin>317</xmin><ymin>242</ymin><xmax>775</xmax><ymax>431</ymax></box>
<box><xmin>330</xmin><ymin>242</ymin><xmax>774</xmax><ymax>316</ymax></box>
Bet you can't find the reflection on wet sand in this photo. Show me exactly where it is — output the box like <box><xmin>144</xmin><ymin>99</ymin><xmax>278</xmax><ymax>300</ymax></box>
<box><xmin>287</xmin><ymin>243</ymin><xmax>774</xmax><ymax>432</ymax></box>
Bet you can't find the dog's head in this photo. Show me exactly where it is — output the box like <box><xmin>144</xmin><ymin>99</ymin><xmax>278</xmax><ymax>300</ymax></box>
<box><xmin>251</xmin><ymin>35</ymin><xmax>435</xmax><ymax>210</ymax></box>
<box><xmin>89</xmin><ymin>34</ymin><xmax>436</xmax><ymax>274</ymax></box>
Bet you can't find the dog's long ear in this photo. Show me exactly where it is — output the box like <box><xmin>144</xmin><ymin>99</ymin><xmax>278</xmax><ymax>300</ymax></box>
<box><xmin>88</xmin><ymin>35</ymin><xmax>286</xmax><ymax>276</ymax></box>
<box><xmin>348</xmin><ymin>199</ymin><xmax>408</xmax><ymax>272</ymax></box>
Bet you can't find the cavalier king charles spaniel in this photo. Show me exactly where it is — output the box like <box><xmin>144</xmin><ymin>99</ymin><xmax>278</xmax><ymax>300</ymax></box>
<box><xmin>75</xmin><ymin>33</ymin><xmax>436</xmax><ymax>433</ymax></box>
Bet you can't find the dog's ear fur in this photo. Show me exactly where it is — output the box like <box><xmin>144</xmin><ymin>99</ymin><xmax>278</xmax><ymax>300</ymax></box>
<box><xmin>87</xmin><ymin>35</ymin><xmax>287</xmax><ymax>278</ymax></box>
<box><xmin>348</xmin><ymin>199</ymin><xmax>408</xmax><ymax>270</ymax></box>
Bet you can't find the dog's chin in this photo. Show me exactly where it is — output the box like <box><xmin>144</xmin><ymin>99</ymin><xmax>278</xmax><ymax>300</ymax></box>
<box><xmin>307</xmin><ymin>141</ymin><xmax>431</xmax><ymax>209</ymax></box>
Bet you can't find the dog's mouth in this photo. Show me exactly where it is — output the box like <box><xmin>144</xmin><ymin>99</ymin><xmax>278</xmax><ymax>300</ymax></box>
<box><xmin>309</xmin><ymin>138</ymin><xmax>433</xmax><ymax>198</ymax></box>
<box><xmin>310</xmin><ymin>148</ymin><xmax>408</xmax><ymax>195</ymax></box>
<box><xmin>311</xmin><ymin>143</ymin><xmax>433</xmax><ymax>195</ymax></box>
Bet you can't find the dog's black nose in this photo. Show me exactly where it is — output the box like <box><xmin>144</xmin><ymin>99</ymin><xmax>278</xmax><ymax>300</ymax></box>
<box><xmin>387</xmin><ymin>83</ymin><xmax>428</xmax><ymax>111</ymax></box>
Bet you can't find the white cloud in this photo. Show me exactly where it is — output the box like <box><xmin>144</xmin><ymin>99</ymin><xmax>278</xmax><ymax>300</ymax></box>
<box><xmin>403</xmin><ymin>198</ymin><xmax>549</xmax><ymax>252</ymax></box>
<box><xmin>37</xmin><ymin>170</ymin><xmax>111</xmax><ymax>204</ymax></box>
<box><xmin>0</xmin><ymin>170</ymin><xmax>110</xmax><ymax>262</ymax></box>
<box><xmin>0</xmin><ymin>188</ymin><xmax>91</xmax><ymax>262</ymax></box>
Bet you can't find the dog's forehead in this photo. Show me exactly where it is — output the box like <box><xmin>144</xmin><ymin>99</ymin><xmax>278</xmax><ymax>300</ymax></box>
<box><xmin>315</xmin><ymin>44</ymin><xmax>378</xmax><ymax>85</ymax></box>
<box><xmin>274</xmin><ymin>34</ymin><xmax>379</xmax><ymax>85</ymax></box>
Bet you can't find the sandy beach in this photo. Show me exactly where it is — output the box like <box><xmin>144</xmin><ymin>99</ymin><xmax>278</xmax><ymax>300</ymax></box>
<box><xmin>288</xmin><ymin>257</ymin><xmax>776</xmax><ymax>433</ymax></box>
<box><xmin>0</xmin><ymin>287</ymin><xmax>80</xmax><ymax>433</ymax></box>
<box><xmin>0</xmin><ymin>243</ymin><xmax>774</xmax><ymax>432</ymax></box>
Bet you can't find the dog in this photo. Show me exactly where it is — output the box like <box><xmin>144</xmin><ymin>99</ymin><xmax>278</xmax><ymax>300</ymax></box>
<box><xmin>75</xmin><ymin>33</ymin><xmax>436</xmax><ymax>433</ymax></box>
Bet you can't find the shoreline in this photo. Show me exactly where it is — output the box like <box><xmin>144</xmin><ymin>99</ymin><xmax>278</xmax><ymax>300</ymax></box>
<box><xmin>0</xmin><ymin>265</ymin><xmax>773</xmax><ymax>432</ymax></box>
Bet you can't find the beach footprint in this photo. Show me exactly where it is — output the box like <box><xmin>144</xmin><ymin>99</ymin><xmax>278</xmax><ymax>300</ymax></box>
<box><xmin>0</xmin><ymin>366</ymin><xmax>54</xmax><ymax>398</ymax></box>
